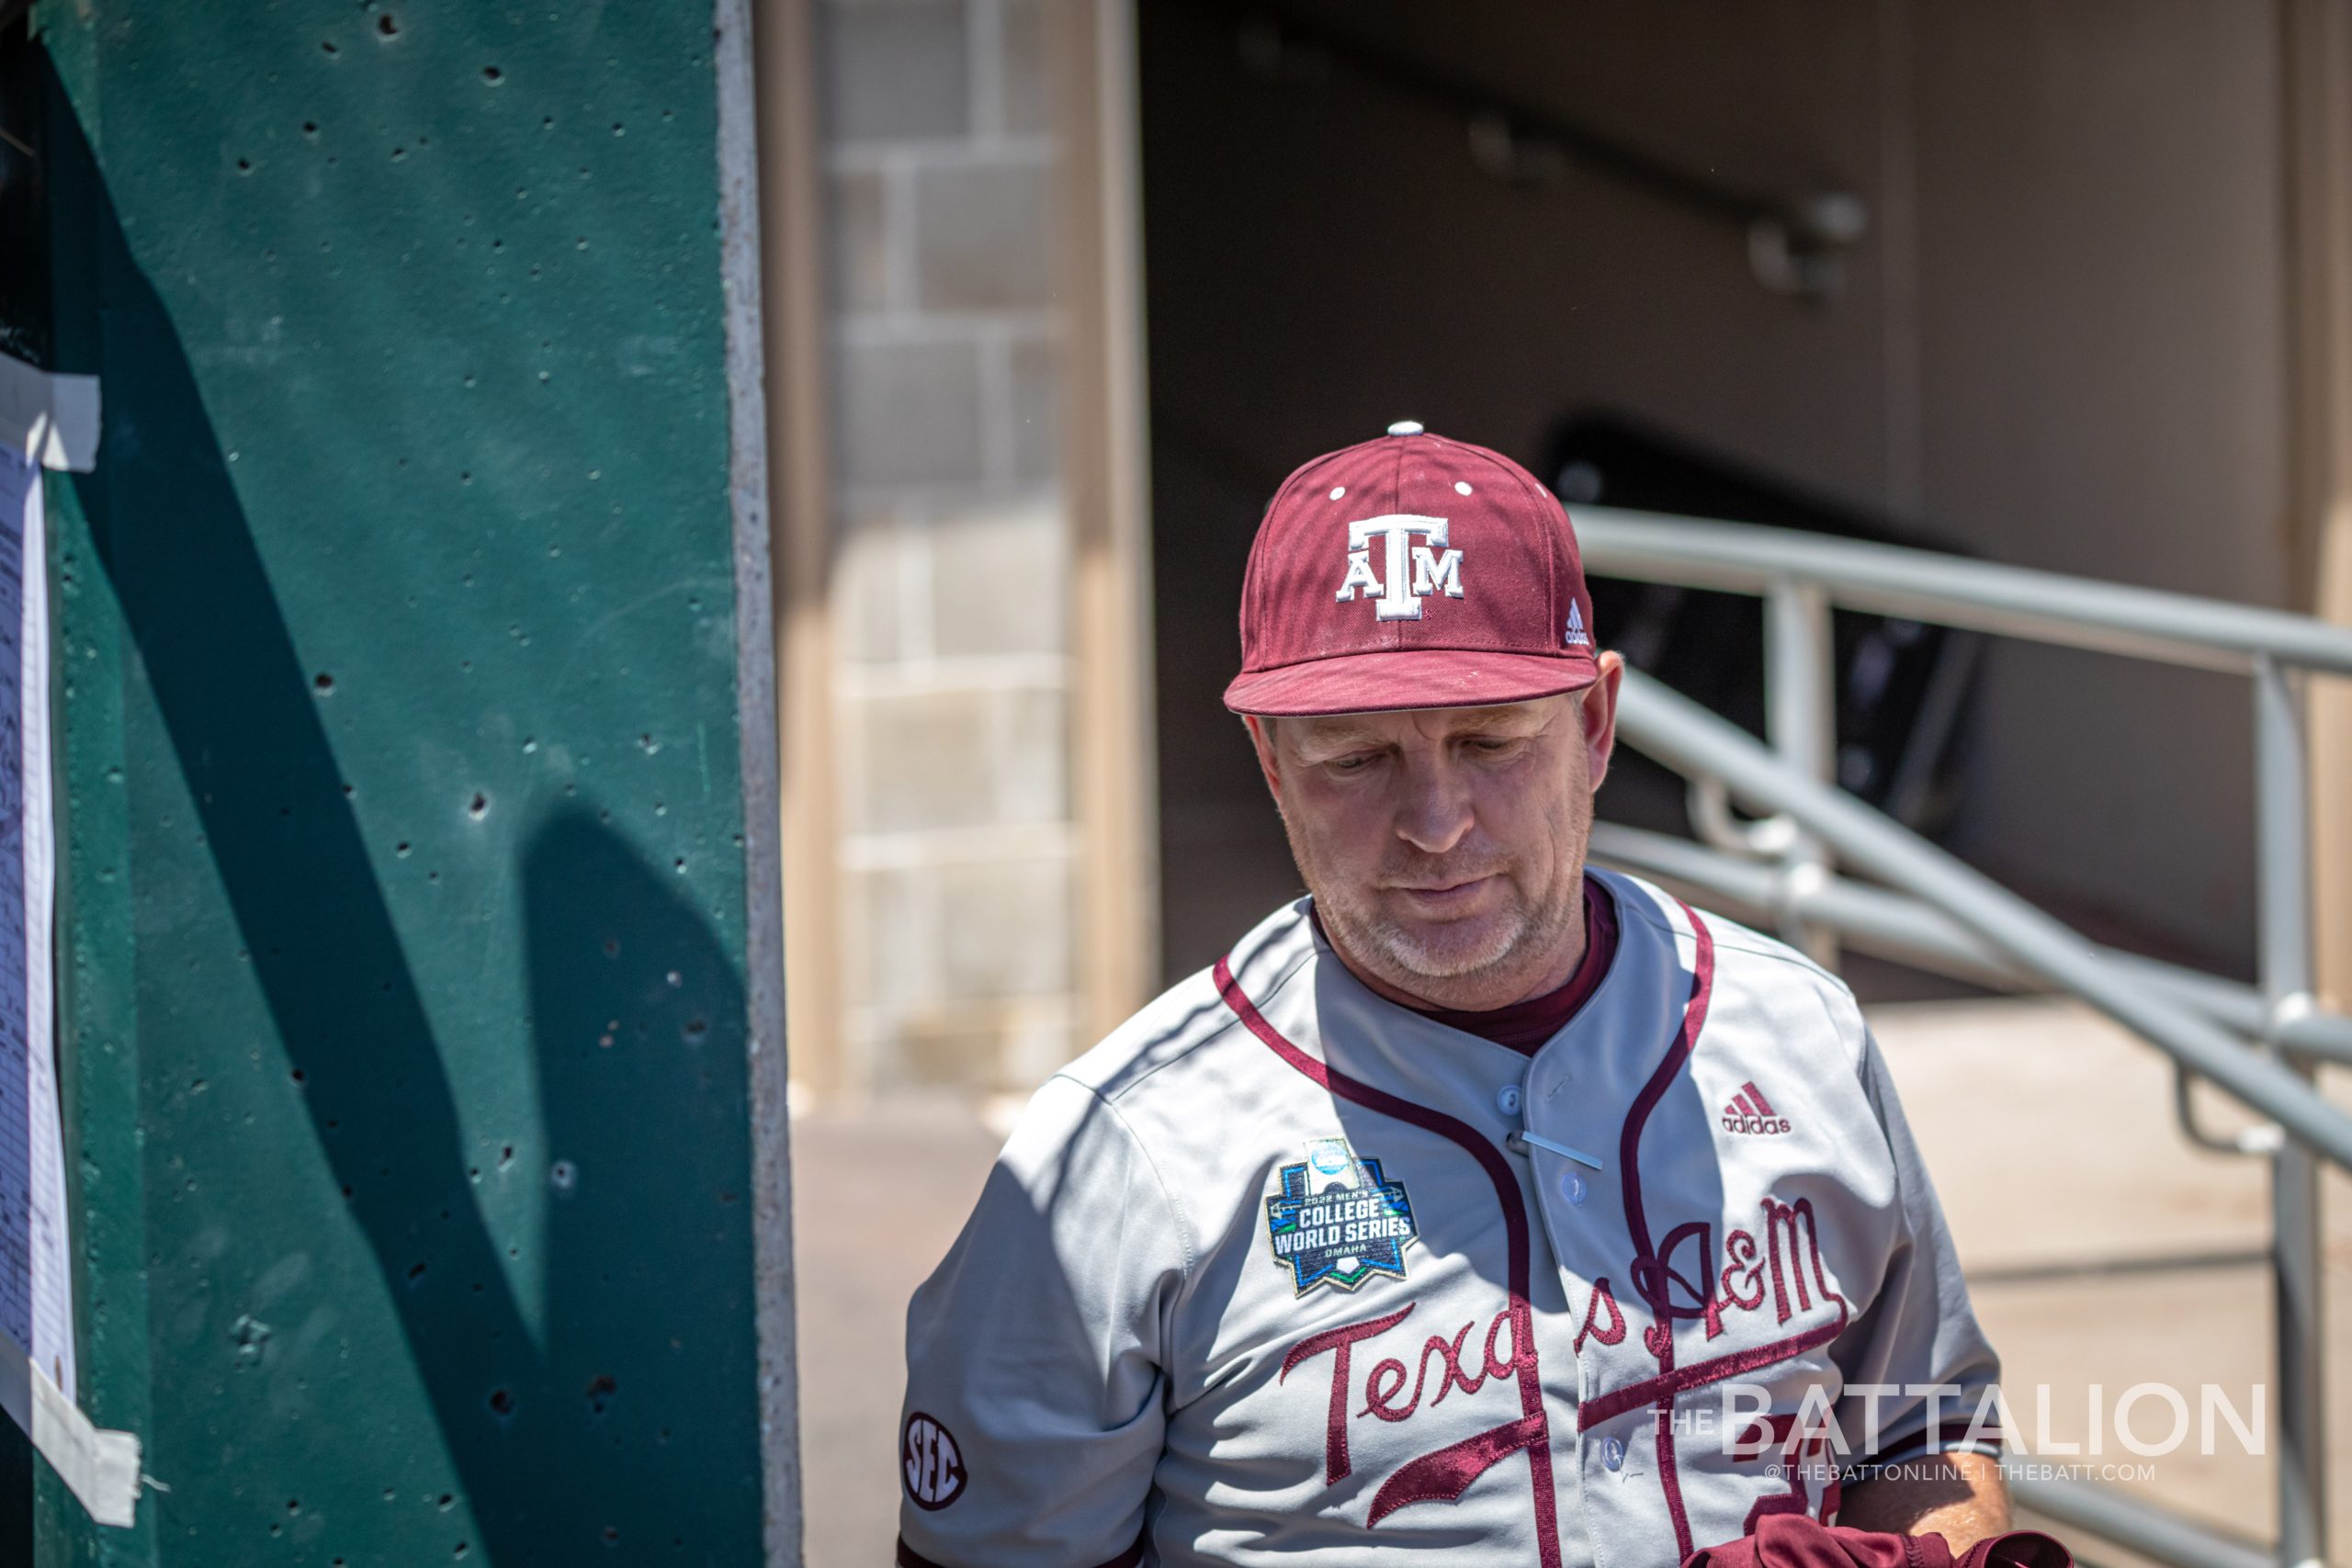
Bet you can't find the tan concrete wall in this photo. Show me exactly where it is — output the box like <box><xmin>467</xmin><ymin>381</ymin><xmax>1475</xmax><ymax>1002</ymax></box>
<box><xmin>1142</xmin><ymin>0</ymin><xmax>2294</xmax><ymax>977</ymax></box>
<box><xmin>1911</xmin><ymin>0</ymin><xmax>2287</xmax><ymax>961</ymax></box>
<box><xmin>812</xmin><ymin>0</ymin><xmax>1083</xmax><ymax>1097</ymax></box>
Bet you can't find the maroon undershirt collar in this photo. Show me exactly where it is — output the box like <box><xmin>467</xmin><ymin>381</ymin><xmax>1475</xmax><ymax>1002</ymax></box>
<box><xmin>1412</xmin><ymin>878</ymin><xmax>1619</xmax><ymax>1055</ymax></box>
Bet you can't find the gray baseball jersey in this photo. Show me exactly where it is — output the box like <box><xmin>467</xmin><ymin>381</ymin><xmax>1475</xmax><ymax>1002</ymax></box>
<box><xmin>897</xmin><ymin>869</ymin><xmax>2002</xmax><ymax>1568</ymax></box>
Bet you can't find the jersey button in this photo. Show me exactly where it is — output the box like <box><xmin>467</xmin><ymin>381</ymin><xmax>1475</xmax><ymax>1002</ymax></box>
<box><xmin>1562</xmin><ymin>1170</ymin><xmax>1589</xmax><ymax>1206</ymax></box>
<box><xmin>1496</xmin><ymin>1084</ymin><xmax>1523</xmax><ymax>1116</ymax></box>
<box><xmin>1602</xmin><ymin>1435</ymin><xmax>1626</xmax><ymax>1472</ymax></box>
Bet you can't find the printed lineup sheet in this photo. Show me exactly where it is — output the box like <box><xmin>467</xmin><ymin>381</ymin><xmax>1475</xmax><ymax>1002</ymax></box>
<box><xmin>0</xmin><ymin>444</ymin><xmax>67</xmax><ymax>1403</ymax></box>
<box><xmin>0</xmin><ymin>355</ymin><xmax>136</xmax><ymax>1529</ymax></box>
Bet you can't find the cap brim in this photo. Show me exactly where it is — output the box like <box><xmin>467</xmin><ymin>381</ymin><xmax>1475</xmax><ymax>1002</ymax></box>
<box><xmin>1222</xmin><ymin>648</ymin><xmax>1599</xmax><ymax>717</ymax></box>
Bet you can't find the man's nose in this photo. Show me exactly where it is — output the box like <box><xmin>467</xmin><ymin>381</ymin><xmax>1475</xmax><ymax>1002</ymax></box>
<box><xmin>1393</xmin><ymin>756</ymin><xmax>1474</xmax><ymax>855</ymax></box>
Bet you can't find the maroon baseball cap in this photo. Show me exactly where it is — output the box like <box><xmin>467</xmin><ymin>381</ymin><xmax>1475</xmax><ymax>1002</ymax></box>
<box><xmin>1222</xmin><ymin>423</ymin><xmax>1600</xmax><ymax>716</ymax></box>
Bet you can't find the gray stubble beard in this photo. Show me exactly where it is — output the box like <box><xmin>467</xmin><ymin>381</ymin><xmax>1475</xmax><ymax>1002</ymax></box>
<box><xmin>1283</xmin><ymin>803</ymin><xmax>1591</xmax><ymax>1004</ymax></box>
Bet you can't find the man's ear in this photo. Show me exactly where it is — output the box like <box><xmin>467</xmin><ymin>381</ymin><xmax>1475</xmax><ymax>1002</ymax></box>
<box><xmin>1243</xmin><ymin>713</ymin><xmax>1283</xmax><ymax>803</ymax></box>
<box><xmin>1577</xmin><ymin>651</ymin><xmax>1625</xmax><ymax>791</ymax></box>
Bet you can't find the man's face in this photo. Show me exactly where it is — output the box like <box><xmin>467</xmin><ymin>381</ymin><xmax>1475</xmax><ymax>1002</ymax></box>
<box><xmin>1246</xmin><ymin>653</ymin><xmax>1623</xmax><ymax>1010</ymax></box>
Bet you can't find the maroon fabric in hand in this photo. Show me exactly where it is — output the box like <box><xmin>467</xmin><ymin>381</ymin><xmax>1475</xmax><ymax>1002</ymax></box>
<box><xmin>1683</xmin><ymin>1513</ymin><xmax>2073</xmax><ymax>1568</ymax></box>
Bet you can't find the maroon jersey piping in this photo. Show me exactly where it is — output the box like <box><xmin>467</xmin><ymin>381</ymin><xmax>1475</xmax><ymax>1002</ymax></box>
<box><xmin>1615</xmin><ymin>899</ymin><xmax>1717</xmax><ymax>1563</ymax></box>
<box><xmin>1215</xmin><ymin>953</ymin><xmax>1566</xmax><ymax>1568</ymax></box>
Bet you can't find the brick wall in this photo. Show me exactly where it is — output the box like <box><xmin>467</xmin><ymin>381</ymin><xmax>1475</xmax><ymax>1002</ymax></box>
<box><xmin>815</xmin><ymin>0</ymin><xmax>1080</xmax><ymax>1097</ymax></box>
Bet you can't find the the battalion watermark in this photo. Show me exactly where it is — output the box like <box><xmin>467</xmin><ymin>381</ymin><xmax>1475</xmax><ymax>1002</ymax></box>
<box><xmin>1687</xmin><ymin>1382</ymin><xmax>2266</xmax><ymax>1483</ymax></box>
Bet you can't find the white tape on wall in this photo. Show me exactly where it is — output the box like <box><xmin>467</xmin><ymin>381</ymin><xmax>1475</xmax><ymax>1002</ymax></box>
<box><xmin>0</xmin><ymin>1349</ymin><xmax>139</xmax><ymax>1528</ymax></box>
<box><xmin>0</xmin><ymin>351</ymin><xmax>100</xmax><ymax>473</ymax></box>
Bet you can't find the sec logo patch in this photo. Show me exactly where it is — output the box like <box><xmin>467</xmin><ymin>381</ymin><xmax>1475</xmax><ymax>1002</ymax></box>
<box><xmin>902</xmin><ymin>1411</ymin><xmax>967</xmax><ymax>1510</ymax></box>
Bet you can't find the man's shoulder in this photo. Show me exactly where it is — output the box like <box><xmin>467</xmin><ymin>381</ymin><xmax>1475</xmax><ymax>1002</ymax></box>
<box><xmin>1051</xmin><ymin>896</ymin><xmax>1317</xmax><ymax>1110</ymax></box>
<box><xmin>1597</xmin><ymin>868</ymin><xmax>1868</xmax><ymax>1050</ymax></box>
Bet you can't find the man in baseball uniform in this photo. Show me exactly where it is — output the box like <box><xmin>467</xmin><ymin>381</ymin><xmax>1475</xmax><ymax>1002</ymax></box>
<box><xmin>897</xmin><ymin>426</ymin><xmax>2008</xmax><ymax>1567</ymax></box>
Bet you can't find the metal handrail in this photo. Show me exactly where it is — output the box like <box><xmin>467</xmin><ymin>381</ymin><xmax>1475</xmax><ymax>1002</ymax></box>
<box><xmin>2006</xmin><ymin>1474</ymin><xmax>2272</xmax><ymax>1568</ymax></box>
<box><xmin>1589</xmin><ymin>820</ymin><xmax>2352</xmax><ymax>1069</ymax></box>
<box><xmin>1577</xmin><ymin>508</ymin><xmax>2352</xmax><ymax>677</ymax></box>
<box><xmin>1577</xmin><ymin>513</ymin><xmax>2341</xmax><ymax>1568</ymax></box>
<box><xmin>1611</xmin><ymin>669</ymin><xmax>2352</xmax><ymax>1168</ymax></box>
<box><xmin>1594</xmin><ymin>819</ymin><xmax>2301</xmax><ymax>1159</ymax></box>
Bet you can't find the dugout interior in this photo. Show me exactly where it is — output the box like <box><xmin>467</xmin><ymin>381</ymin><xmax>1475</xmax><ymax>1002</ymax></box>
<box><xmin>1137</xmin><ymin>0</ymin><xmax>2305</xmax><ymax>990</ymax></box>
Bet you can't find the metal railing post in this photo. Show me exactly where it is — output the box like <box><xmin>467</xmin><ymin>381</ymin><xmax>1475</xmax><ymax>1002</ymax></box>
<box><xmin>2256</xmin><ymin>655</ymin><xmax>2329</xmax><ymax>1568</ymax></box>
<box><xmin>1765</xmin><ymin>579</ymin><xmax>1838</xmax><ymax>964</ymax></box>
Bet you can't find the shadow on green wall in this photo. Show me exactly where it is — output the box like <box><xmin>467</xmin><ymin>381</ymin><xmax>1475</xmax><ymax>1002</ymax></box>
<box><xmin>36</xmin><ymin>50</ymin><xmax>761</xmax><ymax>1565</ymax></box>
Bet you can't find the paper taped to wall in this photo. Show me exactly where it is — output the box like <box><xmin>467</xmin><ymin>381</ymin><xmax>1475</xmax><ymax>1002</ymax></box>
<box><xmin>0</xmin><ymin>446</ymin><xmax>141</xmax><ymax>1527</ymax></box>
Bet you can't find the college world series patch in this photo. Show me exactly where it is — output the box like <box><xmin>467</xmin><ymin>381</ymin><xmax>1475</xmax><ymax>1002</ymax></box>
<box><xmin>1264</xmin><ymin>1137</ymin><xmax>1419</xmax><ymax>1295</ymax></box>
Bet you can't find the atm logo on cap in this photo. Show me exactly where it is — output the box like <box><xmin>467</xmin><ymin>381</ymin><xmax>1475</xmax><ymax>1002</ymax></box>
<box><xmin>1335</xmin><ymin>514</ymin><xmax>1464</xmax><ymax>622</ymax></box>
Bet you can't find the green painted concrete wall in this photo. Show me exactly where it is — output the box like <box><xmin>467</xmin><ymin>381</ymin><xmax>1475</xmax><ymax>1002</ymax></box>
<box><xmin>13</xmin><ymin>2</ymin><xmax>773</xmax><ymax>1562</ymax></box>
